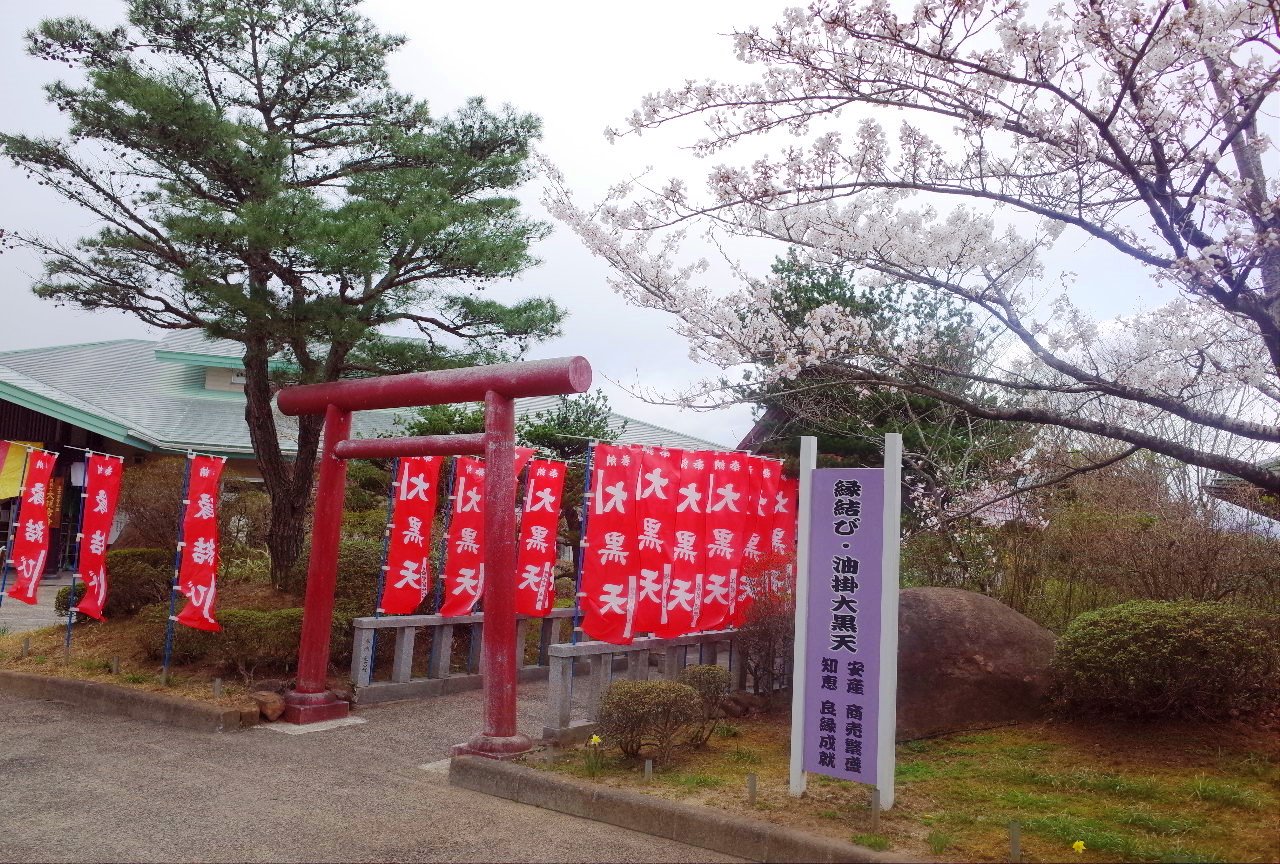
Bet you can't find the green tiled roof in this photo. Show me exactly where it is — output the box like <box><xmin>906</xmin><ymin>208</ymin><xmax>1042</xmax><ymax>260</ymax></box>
<box><xmin>0</xmin><ymin>337</ymin><xmax>726</xmax><ymax>457</ymax></box>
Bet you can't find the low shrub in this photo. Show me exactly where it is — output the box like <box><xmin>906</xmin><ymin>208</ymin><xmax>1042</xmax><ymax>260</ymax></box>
<box><xmin>598</xmin><ymin>679</ymin><xmax>702</xmax><ymax>765</ymax></box>
<box><xmin>136</xmin><ymin>604</ymin><xmax>350</xmax><ymax>681</ymax></box>
<box><xmin>71</xmin><ymin>548</ymin><xmax>173</xmax><ymax>619</ymax></box>
<box><xmin>54</xmin><ymin>583</ymin><xmax>88</xmax><ymax>623</ymax></box>
<box><xmin>1053</xmin><ymin>600</ymin><xmax>1279</xmax><ymax>719</ymax></box>
<box><xmin>679</xmin><ymin>664</ymin><xmax>729</xmax><ymax>746</ymax></box>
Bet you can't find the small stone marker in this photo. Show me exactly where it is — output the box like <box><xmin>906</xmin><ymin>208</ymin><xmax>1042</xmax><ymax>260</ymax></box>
<box><xmin>251</xmin><ymin>690</ymin><xmax>286</xmax><ymax>722</ymax></box>
<box><xmin>747</xmin><ymin>772</ymin><xmax>757</xmax><ymax>806</ymax></box>
<box><xmin>1009</xmin><ymin>821</ymin><xmax>1021</xmax><ymax>863</ymax></box>
<box><xmin>870</xmin><ymin>788</ymin><xmax>881</xmax><ymax>832</ymax></box>
<box><xmin>21</xmin><ymin>637</ymin><xmax>30</xmax><ymax>658</ymax></box>
<box><xmin>643</xmin><ymin>759</ymin><xmax>653</xmax><ymax>782</ymax></box>
<box><xmin>212</xmin><ymin>678</ymin><xmax>223</xmax><ymax>699</ymax></box>
<box><xmin>110</xmin><ymin>656</ymin><xmax>120</xmax><ymax>675</ymax></box>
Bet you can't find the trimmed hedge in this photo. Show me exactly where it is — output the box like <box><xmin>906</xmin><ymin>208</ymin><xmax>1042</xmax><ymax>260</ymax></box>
<box><xmin>598</xmin><ymin>679</ymin><xmax>702</xmax><ymax>764</ymax></box>
<box><xmin>136</xmin><ymin>604</ymin><xmax>355</xmax><ymax>680</ymax></box>
<box><xmin>54</xmin><ymin>548</ymin><xmax>172</xmax><ymax>621</ymax></box>
<box><xmin>1053</xmin><ymin>600</ymin><xmax>1279</xmax><ymax>719</ymax></box>
<box><xmin>54</xmin><ymin>582</ymin><xmax>88</xmax><ymax>622</ymax></box>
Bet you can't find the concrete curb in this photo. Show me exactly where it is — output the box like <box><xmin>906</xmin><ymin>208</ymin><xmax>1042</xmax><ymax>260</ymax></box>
<box><xmin>0</xmin><ymin>671</ymin><xmax>250</xmax><ymax>732</ymax></box>
<box><xmin>449</xmin><ymin>755</ymin><xmax>909</xmax><ymax>863</ymax></box>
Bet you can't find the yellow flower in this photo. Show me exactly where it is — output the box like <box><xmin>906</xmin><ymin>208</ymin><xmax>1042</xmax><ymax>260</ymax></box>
<box><xmin>589</xmin><ymin>734</ymin><xmax>602</xmax><ymax>746</ymax></box>
<box><xmin>1072</xmin><ymin>840</ymin><xmax>1086</xmax><ymax>854</ymax></box>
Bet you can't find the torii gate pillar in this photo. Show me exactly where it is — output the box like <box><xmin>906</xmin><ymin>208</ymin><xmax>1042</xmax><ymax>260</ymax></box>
<box><xmin>274</xmin><ymin>357</ymin><xmax>591</xmax><ymax>758</ymax></box>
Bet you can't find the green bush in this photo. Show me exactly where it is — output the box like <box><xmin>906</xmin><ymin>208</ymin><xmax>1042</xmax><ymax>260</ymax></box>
<box><xmin>54</xmin><ymin>583</ymin><xmax>89</xmax><ymax>623</ymax></box>
<box><xmin>286</xmin><ymin>535</ymin><xmax>389</xmax><ymax>610</ymax></box>
<box><xmin>598</xmin><ymin>679</ymin><xmax>702</xmax><ymax>765</ymax></box>
<box><xmin>136</xmin><ymin>604</ymin><xmax>352</xmax><ymax>681</ymax></box>
<box><xmin>90</xmin><ymin>548</ymin><xmax>173</xmax><ymax>618</ymax></box>
<box><xmin>679</xmin><ymin>664</ymin><xmax>729</xmax><ymax>746</ymax></box>
<box><xmin>1053</xmin><ymin>601</ymin><xmax>1279</xmax><ymax>719</ymax></box>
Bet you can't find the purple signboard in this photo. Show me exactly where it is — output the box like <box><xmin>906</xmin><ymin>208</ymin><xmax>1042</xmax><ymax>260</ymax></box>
<box><xmin>801</xmin><ymin>468</ymin><xmax>884</xmax><ymax>784</ymax></box>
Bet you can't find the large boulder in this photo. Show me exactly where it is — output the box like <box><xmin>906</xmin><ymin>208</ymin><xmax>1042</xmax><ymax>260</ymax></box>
<box><xmin>896</xmin><ymin>587</ymin><xmax>1054</xmax><ymax>740</ymax></box>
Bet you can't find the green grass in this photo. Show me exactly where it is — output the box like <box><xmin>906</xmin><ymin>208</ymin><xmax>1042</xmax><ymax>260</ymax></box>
<box><xmin>1023</xmin><ymin>814</ymin><xmax>1143</xmax><ymax>857</ymax></box>
<box><xmin>926</xmin><ymin>830</ymin><xmax>954</xmax><ymax>854</ymax></box>
<box><xmin>998</xmin><ymin>789</ymin><xmax>1066</xmax><ymax>809</ymax></box>
<box><xmin>120</xmin><ymin>672</ymin><xmax>150</xmax><ymax>684</ymax></box>
<box><xmin>1183</xmin><ymin>775</ymin><xmax>1265</xmax><ymax>810</ymax></box>
<box><xmin>1110</xmin><ymin>808</ymin><xmax>1202</xmax><ymax>836</ymax></box>
<box><xmin>1002</xmin><ymin>766</ymin><xmax>1162</xmax><ymax>800</ymax></box>
<box><xmin>715</xmin><ymin>724</ymin><xmax>741</xmax><ymax>739</ymax></box>
<box><xmin>896</xmin><ymin>760</ymin><xmax>941</xmax><ymax>781</ymax></box>
<box><xmin>1223</xmin><ymin>752</ymin><xmax>1275</xmax><ymax>780</ymax></box>
<box><xmin>726</xmin><ymin>746</ymin><xmax>760</xmax><ymax>765</ymax></box>
<box><xmin>665</xmin><ymin>772</ymin><xmax>724</xmax><ymax>790</ymax></box>
<box><xmin>851</xmin><ymin>833</ymin><xmax>890</xmax><ymax>851</ymax></box>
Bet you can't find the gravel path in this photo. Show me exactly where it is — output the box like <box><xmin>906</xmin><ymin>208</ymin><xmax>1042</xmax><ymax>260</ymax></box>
<box><xmin>0</xmin><ymin>574</ymin><xmax>71</xmax><ymax>635</ymax></box>
<box><xmin>0</xmin><ymin>685</ymin><xmax>738</xmax><ymax>862</ymax></box>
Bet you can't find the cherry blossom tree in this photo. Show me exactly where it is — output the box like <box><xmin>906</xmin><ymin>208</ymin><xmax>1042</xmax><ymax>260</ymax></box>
<box><xmin>546</xmin><ymin>0</ymin><xmax>1280</xmax><ymax>493</ymax></box>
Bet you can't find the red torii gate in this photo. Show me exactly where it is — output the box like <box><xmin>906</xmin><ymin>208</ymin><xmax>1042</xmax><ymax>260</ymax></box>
<box><xmin>275</xmin><ymin>357</ymin><xmax>592</xmax><ymax>758</ymax></box>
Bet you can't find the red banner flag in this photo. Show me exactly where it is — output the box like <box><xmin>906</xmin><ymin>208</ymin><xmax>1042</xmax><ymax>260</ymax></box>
<box><xmin>632</xmin><ymin>446</ymin><xmax>678</xmax><ymax>633</ymax></box>
<box><xmin>515</xmin><ymin>458</ymin><xmax>567</xmax><ymax>617</ymax></box>
<box><xmin>175</xmin><ymin>455</ymin><xmax>224</xmax><ymax>632</ymax></box>
<box><xmin>75</xmin><ymin>453</ymin><xmax>124</xmax><ymax>620</ymax></box>
<box><xmin>380</xmin><ymin>456</ymin><xmax>444</xmax><ymax>615</ymax></box>
<box><xmin>579</xmin><ymin>443</ymin><xmax>641</xmax><ymax>644</ymax></box>
<box><xmin>774</xmin><ymin>476</ymin><xmax>799</xmax><ymax>555</ymax></box>
<box><xmin>768</xmin><ymin>475</ymin><xmax>800</xmax><ymax>598</ymax></box>
<box><xmin>438</xmin><ymin>448</ymin><xmax>537</xmax><ymax>617</ymax></box>
<box><xmin>653</xmin><ymin>449</ymin><xmax>708</xmax><ymax>637</ymax></box>
<box><xmin>440</xmin><ymin>456</ymin><xmax>486</xmax><ymax>617</ymax></box>
<box><xmin>512</xmin><ymin>446</ymin><xmax>536</xmax><ymax>478</ymax></box>
<box><xmin>5</xmin><ymin>448</ymin><xmax>57</xmax><ymax>605</ymax></box>
<box><xmin>728</xmin><ymin>455</ymin><xmax>782</xmax><ymax>626</ymax></box>
<box><xmin>699</xmin><ymin>452</ymin><xmax>750</xmax><ymax>631</ymax></box>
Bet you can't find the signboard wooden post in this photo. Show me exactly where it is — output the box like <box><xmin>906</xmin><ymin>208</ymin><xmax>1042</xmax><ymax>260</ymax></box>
<box><xmin>789</xmin><ymin>434</ymin><xmax>902</xmax><ymax>807</ymax></box>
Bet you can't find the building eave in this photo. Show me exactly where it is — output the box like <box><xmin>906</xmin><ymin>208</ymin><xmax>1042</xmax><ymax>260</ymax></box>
<box><xmin>0</xmin><ymin>379</ymin><xmax>155</xmax><ymax>452</ymax></box>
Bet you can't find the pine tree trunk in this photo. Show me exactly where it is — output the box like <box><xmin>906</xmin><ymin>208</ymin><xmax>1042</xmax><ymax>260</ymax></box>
<box><xmin>241</xmin><ymin>336</ymin><xmax>324</xmax><ymax>590</ymax></box>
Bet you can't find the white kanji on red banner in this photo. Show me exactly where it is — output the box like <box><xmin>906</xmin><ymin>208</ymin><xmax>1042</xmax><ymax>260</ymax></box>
<box><xmin>440</xmin><ymin>456</ymin><xmax>486</xmax><ymax>617</ymax></box>
<box><xmin>5</xmin><ymin>448</ymin><xmax>57</xmax><ymax>606</ymax></box>
<box><xmin>76</xmin><ymin>453</ymin><xmax>124</xmax><ymax>620</ymax></box>
<box><xmin>176</xmin><ymin>455</ymin><xmax>224</xmax><ymax>632</ymax></box>
<box><xmin>579</xmin><ymin>443</ymin><xmax>641</xmax><ymax>644</ymax></box>
<box><xmin>380</xmin><ymin>456</ymin><xmax>444</xmax><ymax>615</ymax></box>
<box><xmin>698</xmin><ymin>453</ymin><xmax>749</xmax><ymax>631</ymax></box>
<box><xmin>632</xmin><ymin>447</ymin><xmax>677</xmax><ymax>632</ymax></box>
<box><xmin>515</xmin><ymin>458</ymin><xmax>567</xmax><ymax>617</ymax></box>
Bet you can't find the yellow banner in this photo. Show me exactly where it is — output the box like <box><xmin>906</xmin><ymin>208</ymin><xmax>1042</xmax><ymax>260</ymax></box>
<box><xmin>0</xmin><ymin>441</ymin><xmax>41</xmax><ymax>500</ymax></box>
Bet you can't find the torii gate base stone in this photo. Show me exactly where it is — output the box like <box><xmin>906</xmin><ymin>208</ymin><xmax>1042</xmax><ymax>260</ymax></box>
<box><xmin>274</xmin><ymin>357</ymin><xmax>591</xmax><ymax>758</ymax></box>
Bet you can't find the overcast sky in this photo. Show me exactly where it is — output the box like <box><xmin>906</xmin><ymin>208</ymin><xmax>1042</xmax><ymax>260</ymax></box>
<box><xmin>0</xmin><ymin>0</ymin><xmax>1161</xmax><ymax>447</ymax></box>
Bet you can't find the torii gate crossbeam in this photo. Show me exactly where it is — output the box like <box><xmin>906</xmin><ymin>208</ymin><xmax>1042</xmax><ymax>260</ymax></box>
<box><xmin>274</xmin><ymin>357</ymin><xmax>591</xmax><ymax>758</ymax></box>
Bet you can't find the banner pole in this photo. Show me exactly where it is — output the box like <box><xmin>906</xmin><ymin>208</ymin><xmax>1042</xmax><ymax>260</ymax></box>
<box><xmin>63</xmin><ymin>477</ymin><xmax>89</xmax><ymax>662</ymax></box>
<box><xmin>570</xmin><ymin>442</ymin><xmax>596</xmax><ymax>646</ymax></box>
<box><xmin>369</xmin><ymin>457</ymin><xmax>401</xmax><ymax>677</ymax></box>
<box><xmin>432</xmin><ymin>459</ymin><xmax>457</xmax><ymax>614</ymax></box>
<box><xmin>877</xmin><ymin>433</ymin><xmax>902</xmax><ymax>809</ymax></box>
<box><xmin>161</xmin><ymin>454</ymin><xmax>194</xmax><ymax>684</ymax></box>
<box><xmin>0</xmin><ymin>445</ymin><xmax>36</xmax><ymax>612</ymax></box>
<box><xmin>788</xmin><ymin>435</ymin><xmax>818</xmax><ymax>797</ymax></box>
